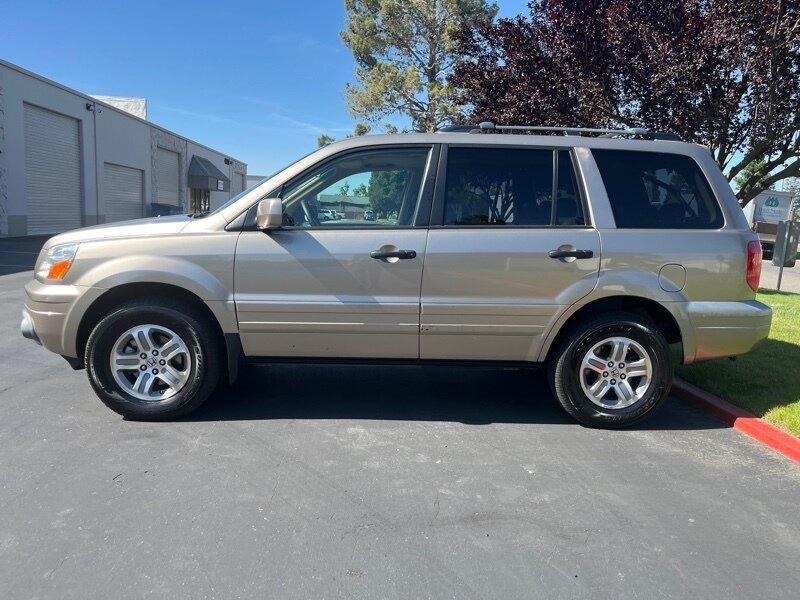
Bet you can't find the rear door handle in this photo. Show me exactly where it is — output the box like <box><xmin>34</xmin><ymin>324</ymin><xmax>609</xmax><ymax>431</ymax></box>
<box><xmin>548</xmin><ymin>249</ymin><xmax>594</xmax><ymax>259</ymax></box>
<box><xmin>370</xmin><ymin>249</ymin><xmax>417</xmax><ymax>260</ymax></box>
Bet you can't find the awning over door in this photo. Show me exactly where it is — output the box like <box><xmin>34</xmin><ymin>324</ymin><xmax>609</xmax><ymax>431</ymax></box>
<box><xmin>188</xmin><ymin>155</ymin><xmax>230</xmax><ymax>192</ymax></box>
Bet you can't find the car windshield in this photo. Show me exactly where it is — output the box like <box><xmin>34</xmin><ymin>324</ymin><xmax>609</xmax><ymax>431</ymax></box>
<box><xmin>205</xmin><ymin>148</ymin><xmax>322</xmax><ymax>217</ymax></box>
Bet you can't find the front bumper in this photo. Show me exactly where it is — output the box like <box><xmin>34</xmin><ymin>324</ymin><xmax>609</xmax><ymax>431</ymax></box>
<box><xmin>22</xmin><ymin>296</ymin><xmax>73</xmax><ymax>354</ymax></box>
<box><xmin>20</xmin><ymin>308</ymin><xmax>41</xmax><ymax>345</ymax></box>
<box><xmin>687</xmin><ymin>300</ymin><xmax>772</xmax><ymax>362</ymax></box>
<box><xmin>22</xmin><ymin>279</ymin><xmax>98</xmax><ymax>357</ymax></box>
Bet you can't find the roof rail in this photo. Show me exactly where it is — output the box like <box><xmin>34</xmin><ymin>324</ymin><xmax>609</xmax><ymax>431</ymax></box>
<box><xmin>438</xmin><ymin>122</ymin><xmax>682</xmax><ymax>141</ymax></box>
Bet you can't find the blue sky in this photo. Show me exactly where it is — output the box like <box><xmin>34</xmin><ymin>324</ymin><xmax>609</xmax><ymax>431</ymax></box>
<box><xmin>1</xmin><ymin>0</ymin><xmax>530</xmax><ymax>175</ymax></box>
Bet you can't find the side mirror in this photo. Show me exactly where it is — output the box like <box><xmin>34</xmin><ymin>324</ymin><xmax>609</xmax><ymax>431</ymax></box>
<box><xmin>256</xmin><ymin>198</ymin><xmax>283</xmax><ymax>230</ymax></box>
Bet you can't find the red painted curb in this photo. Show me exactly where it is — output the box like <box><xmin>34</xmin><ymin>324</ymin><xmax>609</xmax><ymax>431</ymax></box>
<box><xmin>672</xmin><ymin>378</ymin><xmax>800</xmax><ymax>464</ymax></box>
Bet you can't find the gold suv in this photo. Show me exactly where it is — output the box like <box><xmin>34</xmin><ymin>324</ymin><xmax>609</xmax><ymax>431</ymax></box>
<box><xmin>22</xmin><ymin>127</ymin><xmax>772</xmax><ymax>426</ymax></box>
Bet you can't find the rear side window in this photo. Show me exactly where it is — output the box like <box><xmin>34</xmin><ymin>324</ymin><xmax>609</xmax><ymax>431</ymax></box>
<box><xmin>593</xmin><ymin>150</ymin><xmax>723</xmax><ymax>229</ymax></box>
<box><xmin>442</xmin><ymin>147</ymin><xmax>585</xmax><ymax>227</ymax></box>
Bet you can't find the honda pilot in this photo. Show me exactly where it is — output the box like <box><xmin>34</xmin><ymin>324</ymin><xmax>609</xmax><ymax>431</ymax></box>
<box><xmin>22</xmin><ymin>125</ymin><xmax>772</xmax><ymax>427</ymax></box>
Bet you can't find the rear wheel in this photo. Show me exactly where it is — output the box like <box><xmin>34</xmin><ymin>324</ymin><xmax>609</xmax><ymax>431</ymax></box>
<box><xmin>549</xmin><ymin>312</ymin><xmax>672</xmax><ymax>428</ymax></box>
<box><xmin>85</xmin><ymin>299</ymin><xmax>222</xmax><ymax>420</ymax></box>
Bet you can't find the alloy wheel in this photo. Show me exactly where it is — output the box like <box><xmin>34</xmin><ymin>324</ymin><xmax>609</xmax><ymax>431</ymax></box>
<box><xmin>579</xmin><ymin>336</ymin><xmax>653</xmax><ymax>409</ymax></box>
<box><xmin>109</xmin><ymin>324</ymin><xmax>191</xmax><ymax>401</ymax></box>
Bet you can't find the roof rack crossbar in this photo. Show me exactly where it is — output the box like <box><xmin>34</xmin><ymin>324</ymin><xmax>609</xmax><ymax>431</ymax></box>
<box><xmin>438</xmin><ymin>122</ymin><xmax>682</xmax><ymax>141</ymax></box>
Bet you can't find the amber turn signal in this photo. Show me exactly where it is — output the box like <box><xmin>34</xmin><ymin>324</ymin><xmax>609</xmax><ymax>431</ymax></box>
<box><xmin>47</xmin><ymin>259</ymin><xmax>74</xmax><ymax>280</ymax></box>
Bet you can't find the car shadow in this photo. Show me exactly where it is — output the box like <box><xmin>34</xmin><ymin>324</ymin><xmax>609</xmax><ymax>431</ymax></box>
<box><xmin>183</xmin><ymin>363</ymin><xmax>725</xmax><ymax>431</ymax></box>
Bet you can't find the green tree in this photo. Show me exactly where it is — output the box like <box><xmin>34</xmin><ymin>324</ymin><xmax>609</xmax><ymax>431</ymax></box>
<box><xmin>367</xmin><ymin>170</ymin><xmax>409</xmax><ymax>217</ymax></box>
<box><xmin>734</xmin><ymin>159</ymin><xmax>773</xmax><ymax>196</ymax></box>
<box><xmin>451</xmin><ymin>0</ymin><xmax>800</xmax><ymax>206</ymax></box>
<box><xmin>350</xmin><ymin>122</ymin><xmax>372</xmax><ymax>137</ymax></box>
<box><xmin>317</xmin><ymin>134</ymin><xmax>336</xmax><ymax>148</ymax></box>
<box><xmin>341</xmin><ymin>0</ymin><xmax>498</xmax><ymax>132</ymax></box>
<box><xmin>785</xmin><ymin>177</ymin><xmax>800</xmax><ymax>220</ymax></box>
<box><xmin>317</xmin><ymin>123</ymin><xmax>373</xmax><ymax>148</ymax></box>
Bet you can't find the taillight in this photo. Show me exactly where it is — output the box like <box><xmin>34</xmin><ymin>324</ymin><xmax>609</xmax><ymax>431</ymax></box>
<box><xmin>746</xmin><ymin>240</ymin><xmax>762</xmax><ymax>292</ymax></box>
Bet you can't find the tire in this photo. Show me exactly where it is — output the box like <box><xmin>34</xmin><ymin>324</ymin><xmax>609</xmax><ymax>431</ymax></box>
<box><xmin>84</xmin><ymin>298</ymin><xmax>222</xmax><ymax>420</ymax></box>
<box><xmin>548</xmin><ymin>312</ymin><xmax>672</xmax><ymax>428</ymax></box>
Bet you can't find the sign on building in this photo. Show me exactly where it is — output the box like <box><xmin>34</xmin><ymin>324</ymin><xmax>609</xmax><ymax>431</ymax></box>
<box><xmin>753</xmin><ymin>190</ymin><xmax>793</xmax><ymax>224</ymax></box>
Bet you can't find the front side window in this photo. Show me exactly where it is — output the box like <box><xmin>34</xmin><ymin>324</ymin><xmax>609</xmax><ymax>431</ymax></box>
<box><xmin>442</xmin><ymin>147</ymin><xmax>585</xmax><ymax>227</ymax></box>
<box><xmin>592</xmin><ymin>149</ymin><xmax>723</xmax><ymax>229</ymax></box>
<box><xmin>280</xmin><ymin>147</ymin><xmax>430</xmax><ymax>228</ymax></box>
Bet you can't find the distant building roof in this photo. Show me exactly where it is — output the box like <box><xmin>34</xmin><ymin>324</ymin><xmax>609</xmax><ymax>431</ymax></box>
<box><xmin>318</xmin><ymin>194</ymin><xmax>370</xmax><ymax>207</ymax></box>
<box><xmin>90</xmin><ymin>95</ymin><xmax>147</xmax><ymax>119</ymax></box>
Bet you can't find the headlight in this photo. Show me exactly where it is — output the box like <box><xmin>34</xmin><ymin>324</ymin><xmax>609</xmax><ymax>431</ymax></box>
<box><xmin>36</xmin><ymin>243</ymin><xmax>79</xmax><ymax>281</ymax></box>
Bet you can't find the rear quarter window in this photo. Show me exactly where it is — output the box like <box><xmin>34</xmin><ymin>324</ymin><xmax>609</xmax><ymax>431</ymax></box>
<box><xmin>592</xmin><ymin>150</ymin><xmax>723</xmax><ymax>229</ymax></box>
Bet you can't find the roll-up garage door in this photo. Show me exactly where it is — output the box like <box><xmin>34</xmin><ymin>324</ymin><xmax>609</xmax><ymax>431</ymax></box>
<box><xmin>155</xmin><ymin>147</ymin><xmax>180</xmax><ymax>206</ymax></box>
<box><xmin>104</xmin><ymin>163</ymin><xmax>144</xmax><ymax>222</ymax></box>
<box><xmin>230</xmin><ymin>171</ymin><xmax>245</xmax><ymax>196</ymax></box>
<box><xmin>24</xmin><ymin>104</ymin><xmax>83</xmax><ymax>235</ymax></box>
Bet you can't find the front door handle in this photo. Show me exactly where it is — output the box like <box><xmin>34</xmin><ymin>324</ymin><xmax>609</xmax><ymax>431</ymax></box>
<box><xmin>548</xmin><ymin>249</ymin><xmax>594</xmax><ymax>259</ymax></box>
<box><xmin>370</xmin><ymin>249</ymin><xmax>417</xmax><ymax>260</ymax></box>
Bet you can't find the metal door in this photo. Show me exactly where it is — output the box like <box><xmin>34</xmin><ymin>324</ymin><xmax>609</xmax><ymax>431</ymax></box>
<box><xmin>24</xmin><ymin>104</ymin><xmax>83</xmax><ymax>234</ymax></box>
<box><xmin>104</xmin><ymin>163</ymin><xmax>144</xmax><ymax>222</ymax></box>
<box><xmin>155</xmin><ymin>147</ymin><xmax>180</xmax><ymax>207</ymax></box>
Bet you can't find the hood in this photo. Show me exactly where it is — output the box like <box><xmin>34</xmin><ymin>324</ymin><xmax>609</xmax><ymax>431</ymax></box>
<box><xmin>45</xmin><ymin>215</ymin><xmax>192</xmax><ymax>248</ymax></box>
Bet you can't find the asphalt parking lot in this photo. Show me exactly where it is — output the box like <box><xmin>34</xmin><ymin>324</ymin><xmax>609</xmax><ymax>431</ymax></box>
<box><xmin>1</xmin><ymin>269</ymin><xmax>799</xmax><ymax>599</ymax></box>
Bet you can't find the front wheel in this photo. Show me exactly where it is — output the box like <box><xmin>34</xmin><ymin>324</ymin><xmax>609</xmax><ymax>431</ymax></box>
<box><xmin>84</xmin><ymin>299</ymin><xmax>222</xmax><ymax>420</ymax></box>
<box><xmin>549</xmin><ymin>312</ymin><xmax>672</xmax><ymax>428</ymax></box>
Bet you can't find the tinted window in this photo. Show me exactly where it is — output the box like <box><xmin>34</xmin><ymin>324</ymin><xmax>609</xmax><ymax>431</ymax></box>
<box><xmin>556</xmin><ymin>150</ymin><xmax>585</xmax><ymax>226</ymax></box>
<box><xmin>593</xmin><ymin>150</ymin><xmax>723</xmax><ymax>229</ymax></box>
<box><xmin>443</xmin><ymin>148</ymin><xmax>585</xmax><ymax>227</ymax></box>
<box><xmin>280</xmin><ymin>147</ymin><xmax>430</xmax><ymax>227</ymax></box>
<box><xmin>444</xmin><ymin>148</ymin><xmax>554</xmax><ymax>226</ymax></box>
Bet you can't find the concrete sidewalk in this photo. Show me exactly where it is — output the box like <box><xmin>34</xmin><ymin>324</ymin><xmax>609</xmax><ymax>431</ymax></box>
<box><xmin>760</xmin><ymin>261</ymin><xmax>800</xmax><ymax>293</ymax></box>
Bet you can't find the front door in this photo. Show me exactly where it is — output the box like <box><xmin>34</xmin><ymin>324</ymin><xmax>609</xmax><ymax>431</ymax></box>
<box><xmin>420</xmin><ymin>146</ymin><xmax>601</xmax><ymax>362</ymax></box>
<box><xmin>234</xmin><ymin>145</ymin><xmax>436</xmax><ymax>359</ymax></box>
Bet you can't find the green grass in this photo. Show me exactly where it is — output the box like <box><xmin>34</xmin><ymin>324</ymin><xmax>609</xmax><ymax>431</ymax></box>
<box><xmin>677</xmin><ymin>289</ymin><xmax>800</xmax><ymax>437</ymax></box>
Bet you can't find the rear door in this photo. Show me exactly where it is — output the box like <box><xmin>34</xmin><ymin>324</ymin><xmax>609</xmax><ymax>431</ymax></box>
<box><xmin>234</xmin><ymin>145</ymin><xmax>437</xmax><ymax>359</ymax></box>
<box><xmin>420</xmin><ymin>145</ymin><xmax>601</xmax><ymax>361</ymax></box>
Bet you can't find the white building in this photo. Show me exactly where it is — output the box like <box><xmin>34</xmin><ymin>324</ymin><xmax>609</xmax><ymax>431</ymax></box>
<box><xmin>246</xmin><ymin>174</ymin><xmax>267</xmax><ymax>189</ymax></box>
<box><xmin>0</xmin><ymin>59</ymin><xmax>247</xmax><ymax>237</ymax></box>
